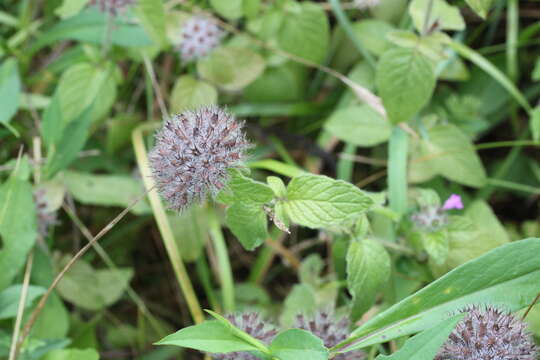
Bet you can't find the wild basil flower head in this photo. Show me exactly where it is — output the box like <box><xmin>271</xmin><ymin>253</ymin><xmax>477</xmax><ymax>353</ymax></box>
<box><xmin>89</xmin><ymin>0</ymin><xmax>134</xmax><ymax>16</ymax></box>
<box><xmin>294</xmin><ymin>311</ymin><xmax>365</xmax><ymax>360</ymax></box>
<box><xmin>178</xmin><ymin>15</ymin><xmax>224</xmax><ymax>63</ymax></box>
<box><xmin>411</xmin><ymin>194</ymin><xmax>463</xmax><ymax>231</ymax></box>
<box><xmin>436</xmin><ymin>305</ymin><xmax>537</xmax><ymax>360</ymax></box>
<box><xmin>149</xmin><ymin>106</ymin><xmax>250</xmax><ymax>211</ymax></box>
<box><xmin>353</xmin><ymin>0</ymin><xmax>380</xmax><ymax>10</ymax></box>
<box><xmin>212</xmin><ymin>312</ymin><xmax>278</xmax><ymax>360</ymax></box>
<box><xmin>34</xmin><ymin>188</ymin><xmax>58</xmax><ymax>237</ymax></box>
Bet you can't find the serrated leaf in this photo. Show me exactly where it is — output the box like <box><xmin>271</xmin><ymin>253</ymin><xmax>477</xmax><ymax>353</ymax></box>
<box><xmin>338</xmin><ymin>238</ymin><xmax>540</xmax><ymax>351</ymax></box>
<box><xmin>227</xmin><ymin>169</ymin><xmax>275</xmax><ymax>205</ymax></box>
<box><xmin>210</xmin><ymin>0</ymin><xmax>243</xmax><ymax>20</ymax></box>
<box><xmin>324</xmin><ymin>105</ymin><xmax>391</xmax><ymax>147</ymax></box>
<box><xmin>376</xmin><ymin>47</ymin><xmax>436</xmax><ymax>124</ymax></box>
<box><xmin>226</xmin><ymin>203</ymin><xmax>268</xmax><ymax>250</ymax></box>
<box><xmin>0</xmin><ymin>285</ymin><xmax>47</xmax><ymax>319</ymax></box>
<box><xmin>464</xmin><ymin>0</ymin><xmax>494</xmax><ymax>19</ymax></box>
<box><xmin>409</xmin><ymin>0</ymin><xmax>465</xmax><ymax>32</ymax></box>
<box><xmin>352</xmin><ymin>20</ymin><xmax>394</xmax><ymax>57</ymax></box>
<box><xmin>170</xmin><ymin>75</ymin><xmax>217</xmax><ymax>114</ymax></box>
<box><xmin>267</xmin><ymin>176</ymin><xmax>287</xmax><ymax>197</ymax></box>
<box><xmin>277</xmin><ymin>2</ymin><xmax>329</xmax><ymax>64</ymax></box>
<box><xmin>0</xmin><ymin>58</ymin><xmax>21</xmax><ymax>125</ymax></box>
<box><xmin>270</xmin><ymin>329</ymin><xmax>328</xmax><ymax>360</ymax></box>
<box><xmin>375</xmin><ymin>314</ymin><xmax>464</xmax><ymax>360</ymax></box>
<box><xmin>156</xmin><ymin>320</ymin><xmax>260</xmax><ymax>353</ymax></box>
<box><xmin>421</xmin><ymin>230</ymin><xmax>449</xmax><ymax>265</ymax></box>
<box><xmin>409</xmin><ymin>124</ymin><xmax>487</xmax><ymax>187</ymax></box>
<box><xmin>0</xmin><ymin>172</ymin><xmax>37</xmax><ymax>290</ymax></box>
<box><xmin>347</xmin><ymin>239</ymin><xmax>391</xmax><ymax>320</ymax></box>
<box><xmin>134</xmin><ymin>0</ymin><xmax>167</xmax><ymax>47</ymax></box>
<box><xmin>198</xmin><ymin>47</ymin><xmax>265</xmax><ymax>91</ymax></box>
<box><xmin>63</xmin><ymin>170</ymin><xmax>150</xmax><ymax>215</ymax></box>
<box><xmin>281</xmin><ymin>174</ymin><xmax>373</xmax><ymax>229</ymax></box>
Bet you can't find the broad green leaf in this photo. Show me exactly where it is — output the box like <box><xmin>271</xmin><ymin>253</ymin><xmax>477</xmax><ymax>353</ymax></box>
<box><xmin>227</xmin><ymin>169</ymin><xmax>275</xmax><ymax>205</ymax></box>
<box><xmin>56</xmin><ymin>256</ymin><xmax>133</xmax><ymax>311</ymax></box>
<box><xmin>210</xmin><ymin>0</ymin><xmax>243</xmax><ymax>20</ymax></box>
<box><xmin>18</xmin><ymin>339</ymin><xmax>71</xmax><ymax>360</ymax></box>
<box><xmin>42</xmin><ymin>348</ymin><xmax>99</xmax><ymax>360</ymax></box>
<box><xmin>135</xmin><ymin>0</ymin><xmax>167</xmax><ymax>47</ymax></box>
<box><xmin>156</xmin><ymin>320</ymin><xmax>260</xmax><ymax>353</ymax></box>
<box><xmin>226</xmin><ymin>203</ymin><xmax>268</xmax><ymax>250</ymax></box>
<box><xmin>248</xmin><ymin>159</ymin><xmax>305</xmax><ymax>178</ymax></box>
<box><xmin>0</xmin><ymin>58</ymin><xmax>21</xmax><ymax>125</ymax></box>
<box><xmin>44</xmin><ymin>104</ymin><xmax>94</xmax><ymax>178</ymax></box>
<box><xmin>54</xmin><ymin>0</ymin><xmax>89</xmax><ymax>19</ymax></box>
<box><xmin>377</xmin><ymin>47</ymin><xmax>435</xmax><ymax>124</ymax></box>
<box><xmin>347</xmin><ymin>239</ymin><xmax>391</xmax><ymax>320</ymax></box>
<box><xmin>531</xmin><ymin>107</ymin><xmax>540</xmax><ymax>142</ymax></box>
<box><xmin>270</xmin><ymin>329</ymin><xmax>328</xmax><ymax>360</ymax></box>
<box><xmin>169</xmin><ymin>205</ymin><xmax>209</xmax><ymax>262</ymax></box>
<box><xmin>464</xmin><ymin>0</ymin><xmax>494</xmax><ymax>19</ymax></box>
<box><xmin>170</xmin><ymin>75</ymin><xmax>217</xmax><ymax>114</ymax></box>
<box><xmin>409</xmin><ymin>124</ymin><xmax>487</xmax><ymax>187</ymax></box>
<box><xmin>62</xmin><ymin>170</ymin><xmax>150</xmax><ymax>215</ymax></box>
<box><xmin>267</xmin><ymin>176</ymin><xmax>287</xmax><ymax>197</ymax></box>
<box><xmin>420</xmin><ymin>230</ymin><xmax>449</xmax><ymax>265</ymax></box>
<box><xmin>336</xmin><ymin>238</ymin><xmax>540</xmax><ymax>352</ymax></box>
<box><xmin>243</xmin><ymin>0</ymin><xmax>261</xmax><ymax>18</ymax></box>
<box><xmin>387</xmin><ymin>31</ymin><xmax>449</xmax><ymax>64</ymax></box>
<box><xmin>409</xmin><ymin>0</ymin><xmax>465</xmax><ymax>32</ymax></box>
<box><xmin>352</xmin><ymin>20</ymin><xmax>394</xmax><ymax>57</ymax></box>
<box><xmin>324</xmin><ymin>105</ymin><xmax>391</xmax><ymax>147</ymax></box>
<box><xmin>375</xmin><ymin>314</ymin><xmax>464</xmax><ymax>360</ymax></box>
<box><xmin>30</xmin><ymin>8</ymin><xmax>152</xmax><ymax>52</ymax></box>
<box><xmin>244</xmin><ymin>63</ymin><xmax>305</xmax><ymax>103</ymax></box>
<box><xmin>198</xmin><ymin>47</ymin><xmax>265</xmax><ymax>91</ymax></box>
<box><xmin>281</xmin><ymin>174</ymin><xmax>373</xmax><ymax>229</ymax></box>
<box><xmin>0</xmin><ymin>172</ymin><xmax>37</xmax><ymax>290</ymax></box>
<box><xmin>277</xmin><ymin>2</ymin><xmax>329</xmax><ymax>64</ymax></box>
<box><xmin>0</xmin><ymin>285</ymin><xmax>46</xmax><ymax>319</ymax></box>
<box><xmin>280</xmin><ymin>284</ymin><xmax>316</xmax><ymax>327</ymax></box>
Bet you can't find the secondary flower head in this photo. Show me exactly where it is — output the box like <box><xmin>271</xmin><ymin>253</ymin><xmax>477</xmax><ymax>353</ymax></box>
<box><xmin>436</xmin><ymin>305</ymin><xmax>537</xmax><ymax>360</ymax></box>
<box><xmin>353</xmin><ymin>0</ymin><xmax>380</xmax><ymax>10</ymax></box>
<box><xmin>442</xmin><ymin>194</ymin><xmax>464</xmax><ymax>210</ymax></box>
<box><xmin>294</xmin><ymin>311</ymin><xmax>365</xmax><ymax>360</ymax></box>
<box><xmin>34</xmin><ymin>188</ymin><xmax>58</xmax><ymax>238</ymax></box>
<box><xmin>149</xmin><ymin>106</ymin><xmax>250</xmax><ymax>211</ymax></box>
<box><xmin>89</xmin><ymin>0</ymin><xmax>134</xmax><ymax>16</ymax></box>
<box><xmin>212</xmin><ymin>312</ymin><xmax>278</xmax><ymax>360</ymax></box>
<box><xmin>178</xmin><ymin>15</ymin><xmax>224</xmax><ymax>63</ymax></box>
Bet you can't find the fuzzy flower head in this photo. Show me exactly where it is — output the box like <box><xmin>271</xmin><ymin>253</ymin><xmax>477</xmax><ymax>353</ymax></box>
<box><xmin>34</xmin><ymin>189</ymin><xmax>58</xmax><ymax>238</ymax></box>
<box><xmin>353</xmin><ymin>0</ymin><xmax>380</xmax><ymax>10</ymax></box>
<box><xmin>89</xmin><ymin>0</ymin><xmax>134</xmax><ymax>16</ymax></box>
<box><xmin>436</xmin><ymin>305</ymin><xmax>538</xmax><ymax>360</ymax></box>
<box><xmin>212</xmin><ymin>312</ymin><xmax>278</xmax><ymax>360</ymax></box>
<box><xmin>149</xmin><ymin>106</ymin><xmax>250</xmax><ymax>211</ymax></box>
<box><xmin>411</xmin><ymin>206</ymin><xmax>448</xmax><ymax>232</ymax></box>
<box><xmin>294</xmin><ymin>311</ymin><xmax>365</xmax><ymax>360</ymax></box>
<box><xmin>178</xmin><ymin>15</ymin><xmax>224</xmax><ymax>63</ymax></box>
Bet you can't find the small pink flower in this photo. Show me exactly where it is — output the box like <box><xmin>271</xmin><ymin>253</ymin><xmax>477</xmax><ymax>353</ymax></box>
<box><xmin>442</xmin><ymin>194</ymin><xmax>463</xmax><ymax>210</ymax></box>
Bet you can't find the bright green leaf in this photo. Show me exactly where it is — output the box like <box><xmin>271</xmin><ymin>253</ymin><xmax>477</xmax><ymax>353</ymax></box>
<box><xmin>409</xmin><ymin>0</ymin><xmax>465</xmax><ymax>32</ymax></box>
<box><xmin>0</xmin><ymin>58</ymin><xmax>21</xmax><ymax>125</ymax></box>
<box><xmin>0</xmin><ymin>285</ymin><xmax>46</xmax><ymax>319</ymax></box>
<box><xmin>42</xmin><ymin>348</ymin><xmax>99</xmax><ymax>360</ymax></box>
<box><xmin>226</xmin><ymin>203</ymin><xmax>268</xmax><ymax>250</ymax></box>
<box><xmin>281</xmin><ymin>174</ymin><xmax>373</xmax><ymax>229</ymax></box>
<box><xmin>210</xmin><ymin>0</ymin><xmax>243</xmax><ymax>20</ymax></box>
<box><xmin>227</xmin><ymin>169</ymin><xmax>275</xmax><ymax>205</ymax></box>
<box><xmin>352</xmin><ymin>20</ymin><xmax>394</xmax><ymax>57</ymax></box>
<box><xmin>347</xmin><ymin>239</ymin><xmax>391</xmax><ymax>320</ymax></box>
<box><xmin>464</xmin><ymin>0</ymin><xmax>494</xmax><ymax>19</ymax></box>
<box><xmin>135</xmin><ymin>0</ymin><xmax>167</xmax><ymax>47</ymax></box>
<box><xmin>270</xmin><ymin>329</ymin><xmax>328</xmax><ymax>360</ymax></box>
<box><xmin>55</xmin><ymin>0</ymin><xmax>89</xmax><ymax>19</ymax></box>
<box><xmin>376</xmin><ymin>47</ymin><xmax>435</xmax><ymax>124</ymax></box>
<box><xmin>170</xmin><ymin>75</ymin><xmax>217</xmax><ymax>114</ymax></box>
<box><xmin>324</xmin><ymin>105</ymin><xmax>391</xmax><ymax>147</ymax></box>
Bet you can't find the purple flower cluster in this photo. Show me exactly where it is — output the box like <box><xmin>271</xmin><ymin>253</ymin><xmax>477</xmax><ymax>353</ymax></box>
<box><xmin>411</xmin><ymin>194</ymin><xmax>463</xmax><ymax>231</ymax></box>
<box><xmin>436</xmin><ymin>305</ymin><xmax>537</xmax><ymax>360</ymax></box>
<box><xmin>89</xmin><ymin>0</ymin><xmax>134</xmax><ymax>16</ymax></box>
<box><xmin>149</xmin><ymin>106</ymin><xmax>250</xmax><ymax>211</ymax></box>
<box><xmin>34</xmin><ymin>188</ymin><xmax>58</xmax><ymax>237</ymax></box>
<box><xmin>178</xmin><ymin>15</ymin><xmax>224</xmax><ymax>63</ymax></box>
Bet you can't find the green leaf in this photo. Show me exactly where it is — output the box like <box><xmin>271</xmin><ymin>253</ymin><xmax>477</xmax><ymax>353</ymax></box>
<box><xmin>30</xmin><ymin>8</ymin><xmax>152</xmax><ymax>53</ymax></box>
<box><xmin>134</xmin><ymin>0</ymin><xmax>167</xmax><ymax>47</ymax></box>
<box><xmin>267</xmin><ymin>176</ymin><xmax>287</xmax><ymax>197</ymax></box>
<box><xmin>279</xmin><ymin>284</ymin><xmax>316</xmax><ymax>327</ymax></box>
<box><xmin>169</xmin><ymin>75</ymin><xmax>217</xmax><ymax>114</ymax></box>
<box><xmin>243</xmin><ymin>0</ymin><xmax>261</xmax><ymax>18</ymax></box>
<box><xmin>0</xmin><ymin>58</ymin><xmax>21</xmax><ymax>125</ymax></box>
<box><xmin>352</xmin><ymin>20</ymin><xmax>394</xmax><ymax>57</ymax></box>
<box><xmin>0</xmin><ymin>172</ymin><xmax>37</xmax><ymax>290</ymax></box>
<box><xmin>277</xmin><ymin>2</ymin><xmax>329</xmax><ymax>64</ymax></box>
<box><xmin>0</xmin><ymin>285</ymin><xmax>46</xmax><ymax>319</ymax></box>
<box><xmin>337</xmin><ymin>238</ymin><xmax>540</xmax><ymax>352</ymax></box>
<box><xmin>270</xmin><ymin>329</ymin><xmax>328</xmax><ymax>360</ymax></box>
<box><xmin>244</xmin><ymin>63</ymin><xmax>306</xmax><ymax>103</ymax></box>
<box><xmin>375</xmin><ymin>314</ymin><xmax>465</xmax><ymax>360</ymax></box>
<box><xmin>280</xmin><ymin>174</ymin><xmax>373</xmax><ymax>229</ymax></box>
<box><xmin>533</xmin><ymin>57</ymin><xmax>540</xmax><ymax>81</ymax></box>
<box><xmin>409</xmin><ymin>124</ymin><xmax>487</xmax><ymax>187</ymax></box>
<box><xmin>531</xmin><ymin>107</ymin><xmax>540</xmax><ymax>142</ymax></box>
<box><xmin>347</xmin><ymin>239</ymin><xmax>391</xmax><ymax>320</ymax></box>
<box><xmin>56</xmin><ymin>256</ymin><xmax>133</xmax><ymax>311</ymax></box>
<box><xmin>62</xmin><ymin>170</ymin><xmax>151</xmax><ymax>215</ymax></box>
<box><xmin>156</xmin><ymin>320</ymin><xmax>260</xmax><ymax>353</ymax></box>
<box><xmin>409</xmin><ymin>0</ymin><xmax>465</xmax><ymax>32</ymax></box>
<box><xmin>464</xmin><ymin>0</ymin><xmax>494</xmax><ymax>19</ymax></box>
<box><xmin>226</xmin><ymin>203</ymin><xmax>268</xmax><ymax>250</ymax></box>
<box><xmin>54</xmin><ymin>0</ymin><xmax>89</xmax><ymax>19</ymax></box>
<box><xmin>169</xmin><ymin>205</ymin><xmax>209</xmax><ymax>262</ymax></box>
<box><xmin>198</xmin><ymin>47</ymin><xmax>265</xmax><ymax>91</ymax></box>
<box><xmin>420</xmin><ymin>229</ymin><xmax>449</xmax><ymax>265</ymax></box>
<box><xmin>42</xmin><ymin>348</ymin><xmax>99</xmax><ymax>360</ymax></box>
<box><xmin>376</xmin><ymin>47</ymin><xmax>435</xmax><ymax>124</ymax></box>
<box><xmin>227</xmin><ymin>169</ymin><xmax>275</xmax><ymax>205</ymax></box>
<box><xmin>324</xmin><ymin>105</ymin><xmax>391</xmax><ymax>147</ymax></box>
<box><xmin>210</xmin><ymin>0</ymin><xmax>243</xmax><ymax>20</ymax></box>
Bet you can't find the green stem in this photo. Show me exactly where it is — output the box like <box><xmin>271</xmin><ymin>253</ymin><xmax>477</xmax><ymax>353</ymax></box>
<box><xmin>486</xmin><ymin>178</ymin><xmax>540</xmax><ymax>195</ymax></box>
<box><xmin>337</xmin><ymin>142</ymin><xmax>356</xmax><ymax>181</ymax></box>
<box><xmin>132</xmin><ymin>124</ymin><xmax>204</xmax><ymax>324</ymax></box>
<box><xmin>387</xmin><ymin>127</ymin><xmax>408</xmax><ymax>218</ymax></box>
<box><xmin>196</xmin><ymin>256</ymin><xmax>221</xmax><ymax>312</ymax></box>
<box><xmin>207</xmin><ymin>208</ymin><xmax>235</xmax><ymax>313</ymax></box>
<box><xmin>475</xmin><ymin>140</ymin><xmax>540</xmax><ymax>150</ymax></box>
